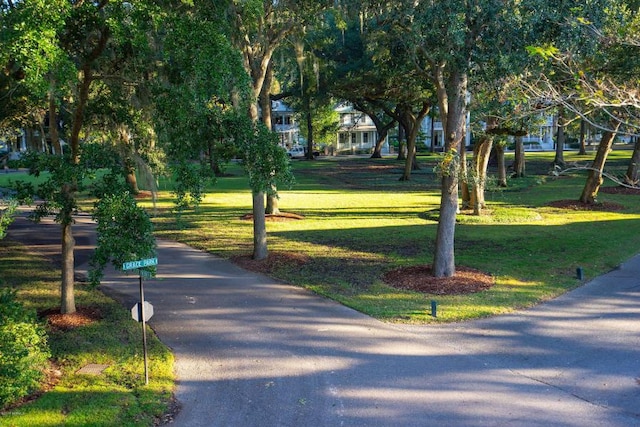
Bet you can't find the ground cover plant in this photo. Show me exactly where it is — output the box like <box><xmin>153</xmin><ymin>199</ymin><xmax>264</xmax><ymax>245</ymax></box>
<box><xmin>0</xmin><ymin>240</ymin><xmax>175</xmax><ymax>426</ymax></box>
<box><xmin>137</xmin><ymin>150</ymin><xmax>640</xmax><ymax>323</ymax></box>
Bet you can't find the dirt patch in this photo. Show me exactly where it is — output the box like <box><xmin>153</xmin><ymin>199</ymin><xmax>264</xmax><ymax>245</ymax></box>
<box><xmin>232</xmin><ymin>252</ymin><xmax>494</xmax><ymax>296</ymax></box>
<box><xmin>133</xmin><ymin>190</ymin><xmax>154</xmax><ymax>199</ymax></box>
<box><xmin>231</xmin><ymin>251</ymin><xmax>311</xmax><ymax>274</ymax></box>
<box><xmin>383</xmin><ymin>265</ymin><xmax>495</xmax><ymax>295</ymax></box>
<box><xmin>240</xmin><ymin>212</ymin><xmax>305</xmax><ymax>221</ymax></box>
<box><xmin>0</xmin><ymin>362</ymin><xmax>62</xmax><ymax>415</ymax></box>
<box><xmin>599</xmin><ymin>186</ymin><xmax>640</xmax><ymax>195</ymax></box>
<box><xmin>547</xmin><ymin>199</ymin><xmax>626</xmax><ymax>211</ymax></box>
<box><xmin>39</xmin><ymin>306</ymin><xmax>102</xmax><ymax>331</ymax></box>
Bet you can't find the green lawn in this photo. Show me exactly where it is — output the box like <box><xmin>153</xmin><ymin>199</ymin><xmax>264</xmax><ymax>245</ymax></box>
<box><xmin>140</xmin><ymin>150</ymin><xmax>640</xmax><ymax>323</ymax></box>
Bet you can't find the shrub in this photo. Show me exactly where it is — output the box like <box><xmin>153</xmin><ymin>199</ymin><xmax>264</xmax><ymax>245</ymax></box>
<box><xmin>0</xmin><ymin>289</ymin><xmax>50</xmax><ymax>409</ymax></box>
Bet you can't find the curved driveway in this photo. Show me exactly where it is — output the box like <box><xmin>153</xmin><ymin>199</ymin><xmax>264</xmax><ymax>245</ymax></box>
<box><xmin>8</xmin><ymin>214</ymin><xmax>640</xmax><ymax>426</ymax></box>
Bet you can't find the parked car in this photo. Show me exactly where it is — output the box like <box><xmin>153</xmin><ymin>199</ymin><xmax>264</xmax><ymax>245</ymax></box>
<box><xmin>287</xmin><ymin>146</ymin><xmax>306</xmax><ymax>158</ymax></box>
<box><xmin>287</xmin><ymin>145</ymin><xmax>321</xmax><ymax>159</ymax></box>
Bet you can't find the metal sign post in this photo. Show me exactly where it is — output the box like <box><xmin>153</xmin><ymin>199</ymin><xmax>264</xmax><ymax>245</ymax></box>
<box><xmin>123</xmin><ymin>257</ymin><xmax>157</xmax><ymax>386</ymax></box>
<box><xmin>139</xmin><ymin>272</ymin><xmax>149</xmax><ymax>385</ymax></box>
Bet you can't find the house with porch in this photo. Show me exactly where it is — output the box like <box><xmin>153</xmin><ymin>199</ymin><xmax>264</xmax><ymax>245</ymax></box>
<box><xmin>334</xmin><ymin>103</ymin><xmax>390</xmax><ymax>155</ymax></box>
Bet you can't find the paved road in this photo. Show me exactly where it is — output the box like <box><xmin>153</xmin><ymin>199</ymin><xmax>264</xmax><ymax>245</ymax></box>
<box><xmin>6</xmin><ymin>214</ymin><xmax>640</xmax><ymax>426</ymax></box>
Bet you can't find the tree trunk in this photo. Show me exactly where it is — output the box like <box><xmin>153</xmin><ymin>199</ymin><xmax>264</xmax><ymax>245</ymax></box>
<box><xmin>399</xmin><ymin>104</ymin><xmax>429</xmax><ymax>181</ymax></box>
<box><xmin>119</xmin><ymin>127</ymin><xmax>140</xmax><ymax>193</ymax></box>
<box><xmin>579</xmin><ymin>123</ymin><xmax>620</xmax><ymax>203</ymax></box>
<box><xmin>400</xmin><ymin>140</ymin><xmax>415</xmax><ymax>181</ymax></box>
<box><xmin>496</xmin><ymin>144</ymin><xmax>507</xmax><ymax>187</ymax></box>
<box><xmin>305</xmin><ymin>110</ymin><xmax>315</xmax><ymax>160</ymax></box>
<box><xmin>579</xmin><ymin>119</ymin><xmax>587</xmax><ymax>155</ymax></box>
<box><xmin>513</xmin><ymin>135</ymin><xmax>525</xmax><ymax>177</ymax></box>
<box><xmin>260</xmin><ymin>64</ymin><xmax>273</xmax><ymax>130</ymax></box>
<box><xmin>48</xmin><ymin>85</ymin><xmax>62</xmax><ymax>155</ymax></box>
<box><xmin>553</xmin><ymin>107</ymin><xmax>566</xmax><ymax>167</ymax></box>
<box><xmin>370</xmin><ymin>120</ymin><xmax>395</xmax><ymax>159</ymax></box>
<box><xmin>460</xmin><ymin>143</ymin><xmax>470</xmax><ymax>210</ymax></box>
<box><xmin>252</xmin><ymin>191</ymin><xmax>268</xmax><ymax>260</ymax></box>
<box><xmin>61</xmin><ymin>220</ymin><xmax>76</xmax><ymax>314</ymax></box>
<box><xmin>434</xmin><ymin>172</ymin><xmax>458</xmax><ymax>277</ymax></box>
<box><xmin>265</xmin><ymin>185</ymin><xmax>280</xmax><ymax>215</ymax></box>
<box><xmin>430</xmin><ymin>115</ymin><xmax>436</xmax><ymax>152</ymax></box>
<box><xmin>624</xmin><ymin>137</ymin><xmax>640</xmax><ymax>186</ymax></box>
<box><xmin>370</xmin><ymin>131</ymin><xmax>386</xmax><ymax>158</ymax></box>
<box><xmin>433</xmin><ymin>70</ymin><xmax>467</xmax><ymax>278</ymax></box>
<box><xmin>125</xmin><ymin>169</ymin><xmax>139</xmax><ymax>193</ymax></box>
<box><xmin>470</xmin><ymin>134</ymin><xmax>493</xmax><ymax>215</ymax></box>
<box><xmin>396</xmin><ymin>124</ymin><xmax>406</xmax><ymax>161</ymax></box>
<box><xmin>260</xmin><ymin>65</ymin><xmax>280</xmax><ymax>215</ymax></box>
<box><xmin>58</xmin><ymin>65</ymin><xmax>93</xmax><ymax>313</ymax></box>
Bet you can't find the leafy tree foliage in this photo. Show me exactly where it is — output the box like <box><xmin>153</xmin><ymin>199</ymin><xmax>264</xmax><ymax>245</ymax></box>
<box><xmin>2</xmin><ymin>1</ymin><xmax>162</xmax><ymax>313</ymax></box>
<box><xmin>90</xmin><ymin>191</ymin><xmax>156</xmax><ymax>286</ymax></box>
<box><xmin>153</xmin><ymin>3</ymin><xmax>251</xmax><ymax>213</ymax></box>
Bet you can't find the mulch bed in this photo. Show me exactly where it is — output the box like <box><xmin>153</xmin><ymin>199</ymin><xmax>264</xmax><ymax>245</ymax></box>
<box><xmin>39</xmin><ymin>306</ymin><xmax>103</xmax><ymax>331</ymax></box>
<box><xmin>240</xmin><ymin>212</ymin><xmax>305</xmax><ymax>221</ymax></box>
<box><xmin>546</xmin><ymin>199</ymin><xmax>626</xmax><ymax>211</ymax></box>
<box><xmin>231</xmin><ymin>251</ymin><xmax>494</xmax><ymax>296</ymax></box>
<box><xmin>383</xmin><ymin>265</ymin><xmax>495</xmax><ymax>295</ymax></box>
<box><xmin>599</xmin><ymin>186</ymin><xmax>640</xmax><ymax>195</ymax></box>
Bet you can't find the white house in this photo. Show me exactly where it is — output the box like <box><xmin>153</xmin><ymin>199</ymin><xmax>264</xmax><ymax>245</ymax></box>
<box><xmin>271</xmin><ymin>100</ymin><xmax>299</xmax><ymax>148</ymax></box>
<box><xmin>335</xmin><ymin>103</ymin><xmax>389</xmax><ymax>154</ymax></box>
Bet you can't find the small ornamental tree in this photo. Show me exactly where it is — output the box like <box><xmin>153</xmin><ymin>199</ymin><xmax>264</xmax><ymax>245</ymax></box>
<box><xmin>76</xmin><ymin>141</ymin><xmax>157</xmax><ymax>283</ymax></box>
<box><xmin>239</xmin><ymin>123</ymin><xmax>295</xmax><ymax>260</ymax></box>
<box><xmin>90</xmin><ymin>190</ymin><xmax>156</xmax><ymax>285</ymax></box>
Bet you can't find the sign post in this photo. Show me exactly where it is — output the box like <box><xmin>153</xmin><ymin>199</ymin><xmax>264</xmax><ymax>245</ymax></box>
<box><xmin>123</xmin><ymin>257</ymin><xmax>157</xmax><ymax>386</ymax></box>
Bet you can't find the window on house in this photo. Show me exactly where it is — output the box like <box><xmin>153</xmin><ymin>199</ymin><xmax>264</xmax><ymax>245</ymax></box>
<box><xmin>363</xmin><ymin>132</ymin><xmax>369</xmax><ymax>144</ymax></box>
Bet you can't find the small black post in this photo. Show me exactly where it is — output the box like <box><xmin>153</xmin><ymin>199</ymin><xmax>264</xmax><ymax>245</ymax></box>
<box><xmin>576</xmin><ymin>267</ymin><xmax>584</xmax><ymax>280</ymax></box>
<box><xmin>139</xmin><ymin>271</ymin><xmax>149</xmax><ymax>386</ymax></box>
<box><xmin>430</xmin><ymin>300</ymin><xmax>437</xmax><ymax>318</ymax></box>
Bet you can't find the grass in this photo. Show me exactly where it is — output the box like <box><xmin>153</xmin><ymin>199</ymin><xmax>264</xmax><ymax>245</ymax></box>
<box><xmin>124</xmin><ymin>149</ymin><xmax>640</xmax><ymax>323</ymax></box>
<box><xmin>0</xmin><ymin>240</ymin><xmax>174</xmax><ymax>426</ymax></box>
<box><xmin>3</xmin><ymin>150</ymin><xmax>640</xmax><ymax>322</ymax></box>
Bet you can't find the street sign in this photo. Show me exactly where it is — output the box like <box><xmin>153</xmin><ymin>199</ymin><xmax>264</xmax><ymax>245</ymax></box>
<box><xmin>139</xmin><ymin>269</ymin><xmax>154</xmax><ymax>280</ymax></box>
<box><xmin>122</xmin><ymin>257</ymin><xmax>158</xmax><ymax>271</ymax></box>
<box><xmin>131</xmin><ymin>301</ymin><xmax>154</xmax><ymax>322</ymax></box>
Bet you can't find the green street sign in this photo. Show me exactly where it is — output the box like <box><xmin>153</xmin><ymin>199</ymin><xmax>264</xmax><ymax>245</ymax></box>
<box><xmin>122</xmin><ymin>257</ymin><xmax>158</xmax><ymax>271</ymax></box>
<box><xmin>140</xmin><ymin>269</ymin><xmax>154</xmax><ymax>280</ymax></box>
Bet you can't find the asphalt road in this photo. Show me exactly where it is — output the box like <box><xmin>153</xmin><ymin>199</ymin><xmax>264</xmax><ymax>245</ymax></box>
<box><xmin>6</xmin><ymin>214</ymin><xmax>640</xmax><ymax>426</ymax></box>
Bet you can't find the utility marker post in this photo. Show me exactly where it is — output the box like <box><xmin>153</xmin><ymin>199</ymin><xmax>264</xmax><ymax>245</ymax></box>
<box><xmin>123</xmin><ymin>257</ymin><xmax>158</xmax><ymax>386</ymax></box>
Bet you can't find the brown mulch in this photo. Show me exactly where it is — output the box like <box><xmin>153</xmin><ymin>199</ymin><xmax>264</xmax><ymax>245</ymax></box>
<box><xmin>240</xmin><ymin>212</ymin><xmax>305</xmax><ymax>222</ymax></box>
<box><xmin>383</xmin><ymin>265</ymin><xmax>495</xmax><ymax>295</ymax></box>
<box><xmin>133</xmin><ymin>190</ymin><xmax>154</xmax><ymax>199</ymax></box>
<box><xmin>546</xmin><ymin>199</ymin><xmax>626</xmax><ymax>211</ymax></box>
<box><xmin>39</xmin><ymin>306</ymin><xmax>103</xmax><ymax>331</ymax></box>
<box><xmin>232</xmin><ymin>251</ymin><xmax>494</xmax><ymax>296</ymax></box>
<box><xmin>599</xmin><ymin>186</ymin><xmax>640</xmax><ymax>195</ymax></box>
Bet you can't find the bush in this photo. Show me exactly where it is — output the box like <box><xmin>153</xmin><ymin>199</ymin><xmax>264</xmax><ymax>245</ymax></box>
<box><xmin>0</xmin><ymin>289</ymin><xmax>50</xmax><ymax>409</ymax></box>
